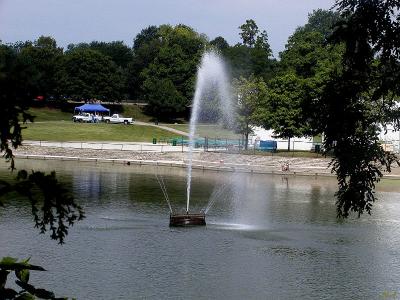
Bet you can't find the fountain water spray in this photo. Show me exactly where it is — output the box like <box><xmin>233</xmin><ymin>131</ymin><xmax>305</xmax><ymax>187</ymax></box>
<box><xmin>155</xmin><ymin>171</ymin><xmax>173</xmax><ymax>213</ymax></box>
<box><xmin>186</xmin><ymin>50</ymin><xmax>234</xmax><ymax>212</ymax></box>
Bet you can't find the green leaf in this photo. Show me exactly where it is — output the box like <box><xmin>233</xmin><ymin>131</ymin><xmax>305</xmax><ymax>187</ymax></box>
<box><xmin>16</xmin><ymin>268</ymin><xmax>30</xmax><ymax>283</ymax></box>
<box><xmin>0</xmin><ymin>256</ymin><xmax>18</xmax><ymax>266</ymax></box>
<box><xmin>14</xmin><ymin>292</ymin><xmax>36</xmax><ymax>300</ymax></box>
<box><xmin>22</xmin><ymin>257</ymin><xmax>31</xmax><ymax>264</ymax></box>
<box><xmin>16</xmin><ymin>280</ymin><xmax>55</xmax><ymax>299</ymax></box>
<box><xmin>0</xmin><ymin>257</ymin><xmax>45</xmax><ymax>271</ymax></box>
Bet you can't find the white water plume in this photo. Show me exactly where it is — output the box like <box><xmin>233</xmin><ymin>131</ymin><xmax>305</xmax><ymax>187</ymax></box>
<box><xmin>202</xmin><ymin>182</ymin><xmax>232</xmax><ymax>214</ymax></box>
<box><xmin>186</xmin><ymin>50</ymin><xmax>234</xmax><ymax>212</ymax></box>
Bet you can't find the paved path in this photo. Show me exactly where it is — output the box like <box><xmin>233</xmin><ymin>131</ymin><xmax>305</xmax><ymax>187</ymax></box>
<box><xmin>134</xmin><ymin>121</ymin><xmax>189</xmax><ymax>136</ymax></box>
<box><xmin>23</xmin><ymin>140</ymin><xmax>195</xmax><ymax>152</ymax></box>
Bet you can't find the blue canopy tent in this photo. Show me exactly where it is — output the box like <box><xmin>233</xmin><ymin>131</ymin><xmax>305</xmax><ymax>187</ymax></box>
<box><xmin>74</xmin><ymin>104</ymin><xmax>110</xmax><ymax>115</ymax></box>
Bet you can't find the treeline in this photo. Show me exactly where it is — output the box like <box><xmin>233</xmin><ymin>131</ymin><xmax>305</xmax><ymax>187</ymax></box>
<box><xmin>0</xmin><ymin>15</ymin><xmax>280</xmax><ymax>118</ymax></box>
<box><xmin>0</xmin><ymin>9</ymin><xmax>340</xmax><ymax>121</ymax></box>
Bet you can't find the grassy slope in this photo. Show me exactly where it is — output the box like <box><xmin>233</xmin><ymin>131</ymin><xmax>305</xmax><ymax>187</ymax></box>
<box><xmin>24</xmin><ymin>106</ymin><xmax>178</xmax><ymax>142</ymax></box>
<box><xmin>121</xmin><ymin>105</ymin><xmax>153</xmax><ymax>122</ymax></box>
<box><xmin>26</xmin><ymin>107</ymin><xmax>240</xmax><ymax>141</ymax></box>
<box><xmin>23</xmin><ymin>122</ymin><xmax>180</xmax><ymax>142</ymax></box>
<box><xmin>28</xmin><ymin>107</ymin><xmax>72</xmax><ymax>121</ymax></box>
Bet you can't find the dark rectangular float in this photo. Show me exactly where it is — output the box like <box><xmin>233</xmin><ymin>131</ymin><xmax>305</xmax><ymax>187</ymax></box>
<box><xmin>169</xmin><ymin>212</ymin><xmax>206</xmax><ymax>226</ymax></box>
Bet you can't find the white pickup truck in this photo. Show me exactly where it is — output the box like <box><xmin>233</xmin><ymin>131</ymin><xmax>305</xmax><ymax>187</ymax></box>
<box><xmin>72</xmin><ymin>113</ymin><xmax>99</xmax><ymax>123</ymax></box>
<box><xmin>103</xmin><ymin>114</ymin><xmax>133</xmax><ymax>125</ymax></box>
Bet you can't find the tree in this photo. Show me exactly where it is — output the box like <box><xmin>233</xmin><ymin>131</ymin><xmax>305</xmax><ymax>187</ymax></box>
<box><xmin>68</xmin><ymin>41</ymin><xmax>133</xmax><ymax>68</ymax></box>
<box><xmin>129</xmin><ymin>24</ymin><xmax>207</xmax><ymax>118</ymax></box>
<box><xmin>279</xmin><ymin>10</ymin><xmax>343</xmax><ymax>79</ymax></box>
<box><xmin>239</xmin><ymin>19</ymin><xmax>259</xmax><ymax>48</ymax></box>
<box><xmin>234</xmin><ymin>76</ymin><xmax>267</xmax><ymax>150</ymax></box>
<box><xmin>128</xmin><ymin>26</ymin><xmax>163</xmax><ymax>100</ymax></box>
<box><xmin>210</xmin><ymin>36</ymin><xmax>229</xmax><ymax>50</ymax></box>
<box><xmin>254</xmin><ymin>73</ymin><xmax>307</xmax><ymax>151</ymax></box>
<box><xmin>59</xmin><ymin>48</ymin><xmax>125</xmax><ymax>101</ymax></box>
<box><xmin>224</xmin><ymin>20</ymin><xmax>275</xmax><ymax>81</ymax></box>
<box><xmin>10</xmin><ymin>36</ymin><xmax>63</xmax><ymax>100</ymax></box>
<box><xmin>142</xmin><ymin>78</ymin><xmax>186</xmax><ymax>120</ymax></box>
<box><xmin>304</xmin><ymin>9</ymin><xmax>342</xmax><ymax>39</ymax></box>
<box><xmin>133</xmin><ymin>25</ymin><xmax>160</xmax><ymax>51</ymax></box>
<box><xmin>223</xmin><ymin>44</ymin><xmax>253</xmax><ymax>79</ymax></box>
<box><xmin>313</xmin><ymin>0</ymin><xmax>400</xmax><ymax>217</ymax></box>
<box><xmin>274</xmin><ymin>9</ymin><xmax>344</xmax><ymax>151</ymax></box>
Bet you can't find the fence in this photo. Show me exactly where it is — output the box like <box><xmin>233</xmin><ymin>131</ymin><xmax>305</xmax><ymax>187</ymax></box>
<box><xmin>24</xmin><ymin>138</ymin><xmax>324</xmax><ymax>154</ymax></box>
<box><xmin>171</xmin><ymin>137</ymin><xmax>321</xmax><ymax>154</ymax></box>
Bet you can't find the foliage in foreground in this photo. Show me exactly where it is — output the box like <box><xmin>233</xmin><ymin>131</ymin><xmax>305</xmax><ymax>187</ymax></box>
<box><xmin>318</xmin><ymin>0</ymin><xmax>400</xmax><ymax>217</ymax></box>
<box><xmin>0</xmin><ymin>257</ymin><xmax>71</xmax><ymax>300</ymax></box>
<box><xmin>1</xmin><ymin>31</ymin><xmax>85</xmax><ymax>300</ymax></box>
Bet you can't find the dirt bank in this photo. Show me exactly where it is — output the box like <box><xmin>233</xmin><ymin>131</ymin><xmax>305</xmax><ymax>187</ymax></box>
<box><xmin>12</xmin><ymin>145</ymin><xmax>400</xmax><ymax>178</ymax></box>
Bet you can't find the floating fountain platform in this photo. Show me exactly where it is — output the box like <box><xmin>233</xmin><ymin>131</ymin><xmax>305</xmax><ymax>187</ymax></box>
<box><xmin>169</xmin><ymin>212</ymin><xmax>206</xmax><ymax>227</ymax></box>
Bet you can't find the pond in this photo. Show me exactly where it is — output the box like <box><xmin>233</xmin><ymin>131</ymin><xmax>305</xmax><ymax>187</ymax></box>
<box><xmin>1</xmin><ymin>159</ymin><xmax>400</xmax><ymax>299</ymax></box>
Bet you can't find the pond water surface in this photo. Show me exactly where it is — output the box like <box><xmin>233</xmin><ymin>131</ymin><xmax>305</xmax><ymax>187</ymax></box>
<box><xmin>1</xmin><ymin>159</ymin><xmax>400</xmax><ymax>299</ymax></box>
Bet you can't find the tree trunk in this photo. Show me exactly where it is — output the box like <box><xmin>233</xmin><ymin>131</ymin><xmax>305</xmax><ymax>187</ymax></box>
<box><xmin>244</xmin><ymin>123</ymin><xmax>249</xmax><ymax>150</ymax></box>
<box><xmin>287</xmin><ymin>137</ymin><xmax>291</xmax><ymax>151</ymax></box>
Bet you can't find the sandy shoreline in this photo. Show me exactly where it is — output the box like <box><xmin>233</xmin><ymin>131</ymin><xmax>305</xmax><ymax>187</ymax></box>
<box><xmin>11</xmin><ymin>144</ymin><xmax>400</xmax><ymax>179</ymax></box>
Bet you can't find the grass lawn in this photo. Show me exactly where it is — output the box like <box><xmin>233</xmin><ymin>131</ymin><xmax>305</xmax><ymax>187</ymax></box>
<box><xmin>165</xmin><ymin>124</ymin><xmax>241</xmax><ymax>139</ymax></box>
<box><xmin>28</xmin><ymin>107</ymin><xmax>72</xmax><ymax>121</ymax></box>
<box><xmin>121</xmin><ymin>105</ymin><xmax>153</xmax><ymax>122</ymax></box>
<box><xmin>22</xmin><ymin>122</ymin><xmax>180</xmax><ymax>142</ymax></box>
<box><xmin>377</xmin><ymin>178</ymin><xmax>400</xmax><ymax>192</ymax></box>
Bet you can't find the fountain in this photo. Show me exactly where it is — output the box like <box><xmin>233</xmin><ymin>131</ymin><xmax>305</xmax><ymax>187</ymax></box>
<box><xmin>170</xmin><ymin>50</ymin><xmax>234</xmax><ymax>226</ymax></box>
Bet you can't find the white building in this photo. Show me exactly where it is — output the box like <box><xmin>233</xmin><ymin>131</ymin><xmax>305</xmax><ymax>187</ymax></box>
<box><xmin>250</xmin><ymin>126</ymin><xmax>316</xmax><ymax>151</ymax></box>
<box><xmin>250</xmin><ymin>125</ymin><xmax>400</xmax><ymax>153</ymax></box>
<box><xmin>379</xmin><ymin>125</ymin><xmax>400</xmax><ymax>153</ymax></box>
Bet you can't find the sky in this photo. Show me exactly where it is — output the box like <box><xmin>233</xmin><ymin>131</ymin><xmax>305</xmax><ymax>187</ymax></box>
<box><xmin>0</xmin><ymin>0</ymin><xmax>336</xmax><ymax>56</ymax></box>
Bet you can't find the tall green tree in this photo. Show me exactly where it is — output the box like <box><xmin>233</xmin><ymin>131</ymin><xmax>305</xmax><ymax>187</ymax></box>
<box><xmin>234</xmin><ymin>76</ymin><xmax>267</xmax><ymax>150</ymax></box>
<box><xmin>210</xmin><ymin>36</ymin><xmax>229</xmax><ymax>51</ymax></box>
<box><xmin>127</xmin><ymin>26</ymin><xmax>162</xmax><ymax>100</ymax></box>
<box><xmin>269</xmin><ymin>9</ymin><xmax>344</xmax><ymax>149</ymax></box>
<box><xmin>254</xmin><ymin>73</ymin><xmax>307</xmax><ymax>151</ymax></box>
<box><xmin>11</xmin><ymin>36</ymin><xmax>63</xmax><ymax>100</ymax></box>
<box><xmin>314</xmin><ymin>0</ymin><xmax>400</xmax><ymax>217</ymax></box>
<box><xmin>142</xmin><ymin>78</ymin><xmax>186</xmax><ymax>120</ymax></box>
<box><xmin>239</xmin><ymin>19</ymin><xmax>259</xmax><ymax>48</ymax></box>
<box><xmin>279</xmin><ymin>10</ymin><xmax>343</xmax><ymax>79</ymax></box>
<box><xmin>133</xmin><ymin>25</ymin><xmax>159</xmax><ymax>51</ymax></box>
<box><xmin>303</xmin><ymin>9</ymin><xmax>342</xmax><ymax>38</ymax></box>
<box><xmin>67</xmin><ymin>41</ymin><xmax>133</xmax><ymax>68</ymax></box>
<box><xmin>129</xmin><ymin>24</ymin><xmax>207</xmax><ymax>118</ymax></box>
<box><xmin>59</xmin><ymin>48</ymin><xmax>125</xmax><ymax>101</ymax></box>
<box><xmin>224</xmin><ymin>19</ymin><xmax>275</xmax><ymax>81</ymax></box>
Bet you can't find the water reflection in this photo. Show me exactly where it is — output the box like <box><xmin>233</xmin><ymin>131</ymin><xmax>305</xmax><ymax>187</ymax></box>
<box><xmin>0</xmin><ymin>159</ymin><xmax>400</xmax><ymax>299</ymax></box>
